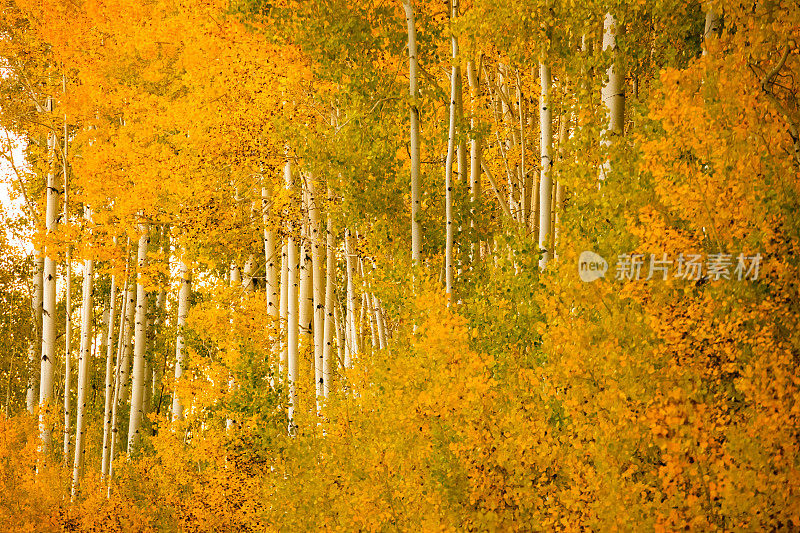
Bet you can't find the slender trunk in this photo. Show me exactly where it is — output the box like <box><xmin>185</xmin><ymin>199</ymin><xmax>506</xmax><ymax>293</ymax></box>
<box><xmin>117</xmin><ymin>280</ymin><xmax>136</xmax><ymax>410</ymax></box>
<box><xmin>100</xmin><ymin>269</ymin><xmax>118</xmax><ymax>478</ymax></box>
<box><xmin>308</xmin><ymin>178</ymin><xmax>324</xmax><ymax>400</ymax></box>
<box><xmin>554</xmin><ymin>114</ymin><xmax>569</xmax><ymax>261</ymax></box>
<box><xmin>285</xmin><ymin>159</ymin><xmax>298</xmax><ymax>426</ymax></box>
<box><xmin>172</xmin><ymin>260</ymin><xmax>190</xmax><ymax>422</ymax></box>
<box><xmin>403</xmin><ymin>0</ymin><xmax>422</xmax><ymax>264</ymax></box>
<box><xmin>71</xmin><ymin>256</ymin><xmax>94</xmax><ymax>495</ymax></box>
<box><xmin>38</xmin><ymin>102</ymin><xmax>60</xmax><ymax>452</ymax></box>
<box><xmin>263</xmin><ymin>185</ymin><xmax>279</xmax><ymax>322</ymax></box>
<box><xmin>344</xmin><ymin>230</ymin><xmax>358</xmax><ymax>368</ymax></box>
<box><xmin>374</xmin><ymin>295</ymin><xmax>387</xmax><ymax>350</ymax></box>
<box><xmin>599</xmin><ymin>13</ymin><xmax>624</xmax><ymax>182</ymax></box>
<box><xmin>467</xmin><ymin>60</ymin><xmax>482</xmax><ymax>250</ymax></box>
<box><xmin>538</xmin><ymin>63</ymin><xmax>553</xmax><ymax>269</ymax></box>
<box><xmin>298</xmin><ymin>238</ymin><xmax>312</xmax><ymax>339</ymax></box>
<box><xmin>444</xmin><ymin>0</ymin><xmax>459</xmax><ymax>302</ymax></box>
<box><xmin>334</xmin><ymin>304</ymin><xmax>344</xmax><ymax>373</ymax></box>
<box><xmin>108</xmin><ymin>254</ymin><xmax>131</xmax><ymax>484</ymax></box>
<box><xmin>321</xmin><ymin>188</ymin><xmax>335</xmax><ymax>398</ymax></box>
<box><xmin>127</xmin><ymin>223</ymin><xmax>150</xmax><ymax>454</ymax></box>
<box><xmin>279</xmin><ymin>242</ymin><xmax>288</xmax><ymax>380</ymax></box>
<box><xmin>703</xmin><ymin>9</ymin><xmax>720</xmax><ymax>56</ymax></box>
<box><xmin>27</xmin><ymin>250</ymin><xmax>43</xmax><ymax>413</ymax></box>
<box><xmin>63</xmin><ymin>250</ymin><xmax>71</xmax><ymax>462</ymax></box>
<box><xmin>62</xmin><ymin>81</ymin><xmax>71</xmax><ymax>456</ymax></box>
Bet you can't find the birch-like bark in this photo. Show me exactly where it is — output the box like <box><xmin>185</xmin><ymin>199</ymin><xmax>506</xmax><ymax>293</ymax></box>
<box><xmin>263</xmin><ymin>185</ymin><xmax>279</xmax><ymax>323</ymax></box>
<box><xmin>467</xmin><ymin>60</ymin><xmax>482</xmax><ymax>242</ymax></box>
<box><xmin>334</xmin><ymin>304</ymin><xmax>344</xmax><ymax>372</ymax></box>
<box><xmin>279</xmin><ymin>242</ymin><xmax>288</xmax><ymax>379</ymax></box>
<box><xmin>321</xmin><ymin>188</ymin><xmax>335</xmax><ymax>398</ymax></box>
<box><xmin>107</xmin><ymin>260</ymin><xmax>131</xmax><ymax>483</ymax></box>
<box><xmin>127</xmin><ymin>223</ymin><xmax>150</xmax><ymax>454</ymax></box>
<box><xmin>100</xmin><ymin>268</ymin><xmax>118</xmax><ymax>478</ymax></box>
<box><xmin>285</xmin><ymin>160</ymin><xmax>299</xmax><ymax>425</ymax></box>
<box><xmin>344</xmin><ymin>229</ymin><xmax>358</xmax><ymax>367</ymax></box>
<box><xmin>26</xmin><ymin>252</ymin><xmax>43</xmax><ymax>414</ymax></box>
<box><xmin>444</xmin><ymin>0</ymin><xmax>459</xmax><ymax>302</ymax></box>
<box><xmin>172</xmin><ymin>260</ymin><xmax>190</xmax><ymax>422</ymax></box>
<box><xmin>374</xmin><ymin>295</ymin><xmax>387</xmax><ymax>350</ymax></box>
<box><xmin>38</xmin><ymin>100</ymin><xmax>59</xmax><ymax>452</ymax></box>
<box><xmin>538</xmin><ymin>63</ymin><xmax>553</xmax><ymax>269</ymax></box>
<box><xmin>403</xmin><ymin>0</ymin><xmax>422</xmax><ymax>264</ymax></box>
<box><xmin>703</xmin><ymin>8</ymin><xmax>720</xmax><ymax>56</ymax></box>
<box><xmin>117</xmin><ymin>280</ymin><xmax>136</xmax><ymax>409</ymax></box>
<box><xmin>308</xmin><ymin>178</ymin><xmax>324</xmax><ymax>400</ymax></box>
<box><xmin>71</xmin><ymin>256</ymin><xmax>94</xmax><ymax>495</ymax></box>
<box><xmin>298</xmin><ymin>237</ymin><xmax>312</xmax><ymax>339</ymax></box>
<box><xmin>62</xmin><ymin>251</ymin><xmax>71</xmax><ymax>462</ymax></box>
<box><xmin>599</xmin><ymin>13</ymin><xmax>624</xmax><ymax>182</ymax></box>
<box><xmin>62</xmin><ymin>83</ymin><xmax>72</xmax><ymax>459</ymax></box>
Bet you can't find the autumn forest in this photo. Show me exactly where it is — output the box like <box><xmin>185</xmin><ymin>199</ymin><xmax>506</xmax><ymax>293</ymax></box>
<box><xmin>0</xmin><ymin>0</ymin><xmax>798</xmax><ymax>530</ymax></box>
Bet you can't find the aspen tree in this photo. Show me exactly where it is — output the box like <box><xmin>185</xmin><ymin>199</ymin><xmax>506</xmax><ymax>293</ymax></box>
<box><xmin>285</xmin><ymin>160</ymin><xmax>299</xmax><ymax>425</ymax></box>
<box><xmin>100</xmin><ymin>262</ymin><xmax>119</xmax><ymax>478</ymax></box>
<box><xmin>127</xmin><ymin>223</ymin><xmax>150</xmax><ymax>453</ymax></box>
<box><xmin>279</xmin><ymin>241</ymin><xmax>288</xmax><ymax>379</ymax></box>
<box><xmin>26</xmin><ymin>254</ymin><xmax>42</xmax><ymax>414</ymax></box>
<box><xmin>308</xmin><ymin>177</ymin><xmax>324</xmax><ymax>399</ymax></box>
<box><xmin>403</xmin><ymin>0</ymin><xmax>422</xmax><ymax>263</ymax></box>
<box><xmin>172</xmin><ymin>260</ymin><xmax>190</xmax><ymax>422</ymax></box>
<box><xmin>38</xmin><ymin>96</ymin><xmax>60</xmax><ymax>452</ymax></box>
<box><xmin>71</xmin><ymin>250</ymin><xmax>94</xmax><ymax>495</ymax></box>
<box><xmin>63</xmin><ymin>155</ymin><xmax>72</xmax><ymax>461</ymax></box>
<box><xmin>553</xmin><ymin>114</ymin><xmax>569</xmax><ymax>260</ymax></box>
<box><xmin>298</xmin><ymin>199</ymin><xmax>312</xmax><ymax>339</ymax></box>
<box><xmin>321</xmin><ymin>188</ymin><xmax>335</xmax><ymax>397</ymax></box>
<box><xmin>444</xmin><ymin>0</ymin><xmax>460</xmax><ymax>302</ymax></box>
<box><xmin>599</xmin><ymin>13</ymin><xmax>624</xmax><ymax>182</ymax></box>
<box><xmin>107</xmin><ymin>266</ymin><xmax>132</xmax><ymax>482</ymax></box>
<box><xmin>117</xmin><ymin>279</ymin><xmax>136</xmax><ymax>410</ymax></box>
<box><xmin>467</xmin><ymin>60</ymin><xmax>482</xmax><ymax>242</ymax></box>
<box><xmin>344</xmin><ymin>229</ymin><xmax>358</xmax><ymax>367</ymax></box>
<box><xmin>262</xmin><ymin>184</ymin><xmax>279</xmax><ymax>323</ymax></box>
<box><xmin>538</xmin><ymin>63</ymin><xmax>553</xmax><ymax>269</ymax></box>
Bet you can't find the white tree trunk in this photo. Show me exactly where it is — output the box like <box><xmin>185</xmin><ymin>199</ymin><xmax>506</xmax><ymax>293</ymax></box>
<box><xmin>263</xmin><ymin>185</ymin><xmax>279</xmax><ymax>322</ymax></box>
<box><xmin>38</xmin><ymin>116</ymin><xmax>59</xmax><ymax>452</ymax></box>
<box><xmin>374</xmin><ymin>295</ymin><xmax>387</xmax><ymax>350</ymax></box>
<box><xmin>26</xmin><ymin>251</ymin><xmax>43</xmax><ymax>414</ymax></box>
<box><xmin>100</xmin><ymin>272</ymin><xmax>118</xmax><ymax>478</ymax></box>
<box><xmin>538</xmin><ymin>63</ymin><xmax>553</xmax><ymax>269</ymax></box>
<box><xmin>344</xmin><ymin>229</ymin><xmax>358</xmax><ymax>367</ymax></box>
<box><xmin>127</xmin><ymin>224</ymin><xmax>150</xmax><ymax>453</ymax></box>
<box><xmin>287</xmin><ymin>233</ymin><xmax>298</xmax><ymax>425</ymax></box>
<box><xmin>172</xmin><ymin>260</ymin><xmax>190</xmax><ymax>422</ymax></box>
<box><xmin>71</xmin><ymin>257</ymin><xmax>94</xmax><ymax>495</ymax></box>
<box><xmin>279</xmin><ymin>242</ymin><xmax>288</xmax><ymax>380</ymax></box>
<box><xmin>467</xmin><ymin>60</ymin><xmax>482</xmax><ymax>247</ymax></box>
<box><xmin>403</xmin><ymin>0</ymin><xmax>422</xmax><ymax>264</ymax></box>
<box><xmin>444</xmin><ymin>0</ymin><xmax>459</xmax><ymax>301</ymax></box>
<box><xmin>285</xmin><ymin>159</ymin><xmax>298</xmax><ymax>425</ymax></box>
<box><xmin>308</xmin><ymin>178</ymin><xmax>324</xmax><ymax>400</ymax></box>
<box><xmin>321</xmin><ymin>189</ymin><xmax>335</xmax><ymax>398</ymax></box>
<box><xmin>107</xmin><ymin>264</ymin><xmax>131</xmax><ymax>483</ymax></box>
<box><xmin>63</xmin><ymin>250</ymin><xmax>72</xmax><ymax>462</ymax></box>
<box><xmin>117</xmin><ymin>280</ymin><xmax>136</xmax><ymax>408</ymax></box>
<box><xmin>599</xmin><ymin>13</ymin><xmax>624</xmax><ymax>182</ymax></box>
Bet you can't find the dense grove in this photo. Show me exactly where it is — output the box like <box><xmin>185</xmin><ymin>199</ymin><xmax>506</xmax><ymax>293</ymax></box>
<box><xmin>0</xmin><ymin>0</ymin><xmax>799</xmax><ymax>530</ymax></box>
